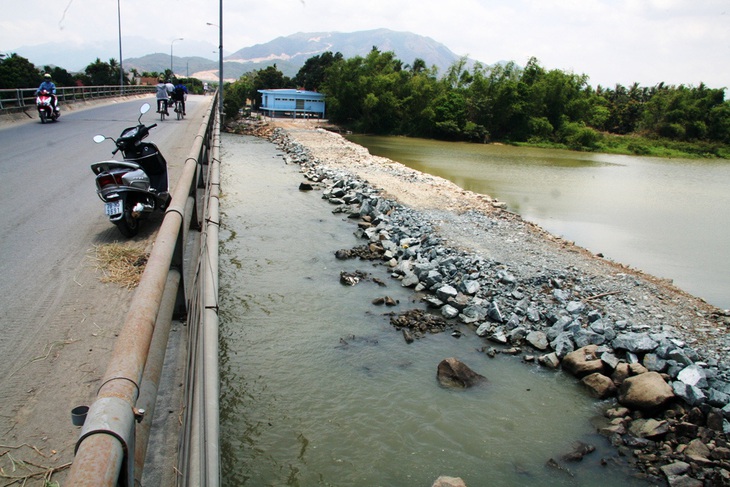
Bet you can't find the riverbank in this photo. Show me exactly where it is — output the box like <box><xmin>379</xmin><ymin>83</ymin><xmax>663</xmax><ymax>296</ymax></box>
<box><xmin>228</xmin><ymin>116</ymin><xmax>730</xmax><ymax>485</ymax></box>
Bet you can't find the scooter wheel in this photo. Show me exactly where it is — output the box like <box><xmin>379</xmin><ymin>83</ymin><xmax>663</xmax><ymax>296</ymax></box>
<box><xmin>115</xmin><ymin>208</ymin><xmax>140</xmax><ymax>237</ymax></box>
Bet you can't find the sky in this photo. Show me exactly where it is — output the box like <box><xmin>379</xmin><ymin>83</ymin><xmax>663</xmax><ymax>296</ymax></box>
<box><xmin>1</xmin><ymin>0</ymin><xmax>729</xmax><ymax>89</ymax></box>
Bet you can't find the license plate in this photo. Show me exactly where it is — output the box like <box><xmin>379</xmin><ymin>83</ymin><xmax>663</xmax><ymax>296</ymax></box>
<box><xmin>105</xmin><ymin>200</ymin><xmax>123</xmax><ymax>216</ymax></box>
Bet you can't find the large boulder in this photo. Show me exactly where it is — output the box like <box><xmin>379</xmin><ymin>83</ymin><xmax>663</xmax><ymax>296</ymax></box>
<box><xmin>618</xmin><ymin>371</ymin><xmax>675</xmax><ymax>410</ymax></box>
<box><xmin>437</xmin><ymin>358</ymin><xmax>487</xmax><ymax>388</ymax></box>
<box><xmin>562</xmin><ymin>345</ymin><xmax>605</xmax><ymax>378</ymax></box>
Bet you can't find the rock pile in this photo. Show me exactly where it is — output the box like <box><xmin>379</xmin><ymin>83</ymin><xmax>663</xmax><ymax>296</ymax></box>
<box><xmin>257</xmin><ymin>124</ymin><xmax>730</xmax><ymax>485</ymax></box>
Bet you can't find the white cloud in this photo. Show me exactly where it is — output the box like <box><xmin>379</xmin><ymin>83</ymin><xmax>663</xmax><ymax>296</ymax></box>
<box><xmin>2</xmin><ymin>0</ymin><xmax>729</xmax><ymax>88</ymax></box>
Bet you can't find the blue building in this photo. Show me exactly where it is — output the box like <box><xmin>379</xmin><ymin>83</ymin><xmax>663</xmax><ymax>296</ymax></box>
<box><xmin>258</xmin><ymin>89</ymin><xmax>326</xmax><ymax>118</ymax></box>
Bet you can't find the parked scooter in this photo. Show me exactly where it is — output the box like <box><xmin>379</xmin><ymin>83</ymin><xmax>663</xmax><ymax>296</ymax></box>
<box><xmin>90</xmin><ymin>103</ymin><xmax>170</xmax><ymax>237</ymax></box>
<box><xmin>36</xmin><ymin>89</ymin><xmax>59</xmax><ymax>123</ymax></box>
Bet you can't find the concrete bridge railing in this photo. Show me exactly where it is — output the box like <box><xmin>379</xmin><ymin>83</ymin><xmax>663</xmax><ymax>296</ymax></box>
<box><xmin>0</xmin><ymin>85</ymin><xmax>156</xmax><ymax>113</ymax></box>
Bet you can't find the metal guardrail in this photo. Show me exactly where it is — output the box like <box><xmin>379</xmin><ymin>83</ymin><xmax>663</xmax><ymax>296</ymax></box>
<box><xmin>0</xmin><ymin>85</ymin><xmax>156</xmax><ymax>112</ymax></box>
<box><xmin>67</xmin><ymin>92</ymin><xmax>221</xmax><ymax>486</ymax></box>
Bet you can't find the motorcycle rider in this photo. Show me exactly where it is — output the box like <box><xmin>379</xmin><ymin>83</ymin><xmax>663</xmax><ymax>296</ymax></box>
<box><xmin>36</xmin><ymin>73</ymin><xmax>59</xmax><ymax>115</ymax></box>
<box><xmin>155</xmin><ymin>76</ymin><xmax>172</xmax><ymax>115</ymax></box>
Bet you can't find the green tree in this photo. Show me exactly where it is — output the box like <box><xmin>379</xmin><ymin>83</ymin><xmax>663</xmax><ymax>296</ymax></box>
<box><xmin>42</xmin><ymin>65</ymin><xmax>75</xmax><ymax>86</ymax></box>
<box><xmin>0</xmin><ymin>53</ymin><xmax>41</xmax><ymax>89</ymax></box>
<box><xmin>293</xmin><ymin>51</ymin><xmax>342</xmax><ymax>91</ymax></box>
<box><xmin>84</xmin><ymin>58</ymin><xmax>124</xmax><ymax>85</ymax></box>
<box><xmin>249</xmin><ymin>64</ymin><xmax>293</xmax><ymax>109</ymax></box>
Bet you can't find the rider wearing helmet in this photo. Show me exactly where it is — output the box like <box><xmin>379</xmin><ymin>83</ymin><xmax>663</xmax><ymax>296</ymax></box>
<box><xmin>36</xmin><ymin>73</ymin><xmax>59</xmax><ymax>114</ymax></box>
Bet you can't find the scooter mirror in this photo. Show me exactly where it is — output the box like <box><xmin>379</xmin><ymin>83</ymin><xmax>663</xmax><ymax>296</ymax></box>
<box><xmin>140</xmin><ymin>103</ymin><xmax>151</xmax><ymax>115</ymax></box>
<box><xmin>93</xmin><ymin>135</ymin><xmax>106</xmax><ymax>144</ymax></box>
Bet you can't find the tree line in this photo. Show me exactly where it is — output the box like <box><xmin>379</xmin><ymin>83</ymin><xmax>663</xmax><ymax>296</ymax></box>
<box><xmin>0</xmin><ymin>53</ymin><xmax>206</xmax><ymax>93</ymax></box>
<box><xmin>225</xmin><ymin>49</ymin><xmax>730</xmax><ymax>156</ymax></box>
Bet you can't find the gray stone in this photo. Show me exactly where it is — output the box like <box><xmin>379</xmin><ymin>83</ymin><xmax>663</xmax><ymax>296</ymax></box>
<box><xmin>573</xmin><ymin>329</ymin><xmax>606</xmax><ymax>348</ymax></box>
<box><xmin>508</xmin><ymin>327</ymin><xmax>528</xmax><ymax>343</ymax></box>
<box><xmin>475</xmin><ymin>323</ymin><xmax>492</xmax><ymax>337</ymax></box>
<box><xmin>612</xmin><ymin>332</ymin><xmax>659</xmax><ymax>354</ymax></box>
<box><xmin>643</xmin><ymin>353</ymin><xmax>668</xmax><ymax>372</ymax></box>
<box><xmin>487</xmin><ymin>301</ymin><xmax>504</xmax><ymax>323</ymax></box>
<box><xmin>401</xmin><ymin>272</ymin><xmax>420</xmax><ymax>288</ymax></box>
<box><xmin>489</xmin><ymin>327</ymin><xmax>509</xmax><ymax>345</ymax></box>
<box><xmin>553</xmin><ymin>289</ymin><xmax>569</xmax><ymax>303</ymax></box>
<box><xmin>672</xmin><ymin>381</ymin><xmax>706</xmax><ymax>407</ymax></box>
<box><xmin>677</xmin><ymin>364</ymin><xmax>708</xmax><ymax>388</ymax></box>
<box><xmin>551</xmin><ymin>332</ymin><xmax>575</xmax><ymax>358</ymax></box>
<box><xmin>460</xmin><ymin>304</ymin><xmax>487</xmax><ymax>324</ymax></box>
<box><xmin>601</xmin><ymin>352</ymin><xmax>621</xmax><ymax>370</ymax></box>
<box><xmin>441</xmin><ymin>305</ymin><xmax>460</xmax><ymax>319</ymax></box>
<box><xmin>460</xmin><ymin>279</ymin><xmax>480</xmax><ymax>295</ymax></box>
<box><xmin>424</xmin><ymin>270</ymin><xmax>444</xmax><ymax>287</ymax></box>
<box><xmin>526</xmin><ymin>305</ymin><xmax>541</xmax><ymax>322</ymax></box>
<box><xmin>666</xmin><ymin>348</ymin><xmax>693</xmax><ymax>366</ymax></box>
<box><xmin>526</xmin><ymin>331</ymin><xmax>549</xmax><ymax>351</ymax></box>
<box><xmin>539</xmin><ymin>352</ymin><xmax>561</xmax><ymax>369</ymax></box>
<box><xmin>566</xmin><ymin>300</ymin><xmax>585</xmax><ymax>315</ymax></box>
<box><xmin>505</xmin><ymin>313</ymin><xmax>521</xmax><ymax>330</ymax></box>
<box><xmin>435</xmin><ymin>285</ymin><xmax>458</xmax><ymax>302</ymax></box>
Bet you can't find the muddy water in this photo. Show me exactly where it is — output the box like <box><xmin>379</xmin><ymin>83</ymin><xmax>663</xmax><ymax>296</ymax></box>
<box><xmin>347</xmin><ymin>135</ymin><xmax>730</xmax><ymax>310</ymax></box>
<box><xmin>218</xmin><ymin>133</ymin><xmax>651</xmax><ymax>486</ymax></box>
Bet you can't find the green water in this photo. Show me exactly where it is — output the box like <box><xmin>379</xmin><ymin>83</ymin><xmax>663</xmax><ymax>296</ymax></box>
<box><xmin>218</xmin><ymin>134</ymin><xmax>652</xmax><ymax>486</ymax></box>
<box><xmin>348</xmin><ymin>135</ymin><xmax>730</xmax><ymax>310</ymax></box>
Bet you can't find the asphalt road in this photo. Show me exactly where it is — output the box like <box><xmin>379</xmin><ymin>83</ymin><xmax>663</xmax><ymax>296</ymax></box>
<box><xmin>0</xmin><ymin>95</ymin><xmax>210</xmax><ymax>484</ymax></box>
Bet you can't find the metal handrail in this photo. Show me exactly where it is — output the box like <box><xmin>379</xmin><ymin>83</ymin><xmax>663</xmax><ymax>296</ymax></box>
<box><xmin>0</xmin><ymin>85</ymin><xmax>155</xmax><ymax>112</ymax></box>
<box><xmin>67</xmin><ymin>92</ymin><xmax>220</xmax><ymax>486</ymax></box>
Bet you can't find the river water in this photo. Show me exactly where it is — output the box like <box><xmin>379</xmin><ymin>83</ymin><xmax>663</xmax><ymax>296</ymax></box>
<box><xmin>347</xmin><ymin>135</ymin><xmax>730</xmax><ymax>310</ymax></box>
<box><xmin>218</xmin><ymin>133</ymin><xmax>652</xmax><ymax>486</ymax></box>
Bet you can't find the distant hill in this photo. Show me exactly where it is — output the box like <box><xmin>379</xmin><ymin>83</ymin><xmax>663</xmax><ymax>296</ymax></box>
<box><xmin>125</xmin><ymin>29</ymin><xmax>474</xmax><ymax>82</ymax></box>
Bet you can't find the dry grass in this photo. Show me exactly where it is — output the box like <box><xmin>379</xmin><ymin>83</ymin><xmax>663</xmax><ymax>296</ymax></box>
<box><xmin>92</xmin><ymin>242</ymin><xmax>149</xmax><ymax>289</ymax></box>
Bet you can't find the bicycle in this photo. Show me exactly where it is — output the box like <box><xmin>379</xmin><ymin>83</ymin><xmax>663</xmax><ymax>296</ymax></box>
<box><xmin>159</xmin><ymin>99</ymin><xmax>169</xmax><ymax>121</ymax></box>
<box><xmin>175</xmin><ymin>99</ymin><xmax>184</xmax><ymax>120</ymax></box>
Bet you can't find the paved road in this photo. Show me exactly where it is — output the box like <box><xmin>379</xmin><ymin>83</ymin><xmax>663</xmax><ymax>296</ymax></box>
<box><xmin>0</xmin><ymin>95</ymin><xmax>209</xmax><ymax>484</ymax></box>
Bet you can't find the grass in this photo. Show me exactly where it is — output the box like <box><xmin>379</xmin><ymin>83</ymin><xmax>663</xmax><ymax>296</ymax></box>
<box><xmin>516</xmin><ymin>133</ymin><xmax>730</xmax><ymax>159</ymax></box>
<box><xmin>92</xmin><ymin>242</ymin><xmax>149</xmax><ymax>289</ymax></box>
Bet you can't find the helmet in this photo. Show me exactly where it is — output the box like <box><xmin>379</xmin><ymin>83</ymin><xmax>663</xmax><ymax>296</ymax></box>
<box><xmin>44</xmin><ymin>73</ymin><xmax>51</xmax><ymax>79</ymax></box>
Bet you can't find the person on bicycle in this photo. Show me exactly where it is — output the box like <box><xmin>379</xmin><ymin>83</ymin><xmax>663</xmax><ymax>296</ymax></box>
<box><xmin>172</xmin><ymin>81</ymin><xmax>188</xmax><ymax>115</ymax></box>
<box><xmin>155</xmin><ymin>76</ymin><xmax>172</xmax><ymax>115</ymax></box>
<box><xmin>36</xmin><ymin>73</ymin><xmax>59</xmax><ymax>115</ymax></box>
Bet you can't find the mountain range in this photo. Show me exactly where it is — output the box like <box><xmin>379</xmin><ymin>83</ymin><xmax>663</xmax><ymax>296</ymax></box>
<box><xmin>11</xmin><ymin>29</ymin><xmax>476</xmax><ymax>82</ymax></box>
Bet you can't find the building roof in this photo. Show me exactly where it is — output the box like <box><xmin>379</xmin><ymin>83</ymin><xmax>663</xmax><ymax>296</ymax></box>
<box><xmin>257</xmin><ymin>88</ymin><xmax>324</xmax><ymax>98</ymax></box>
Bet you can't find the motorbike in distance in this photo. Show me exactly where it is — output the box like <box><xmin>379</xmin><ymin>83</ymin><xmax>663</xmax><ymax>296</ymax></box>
<box><xmin>36</xmin><ymin>89</ymin><xmax>59</xmax><ymax>123</ymax></box>
<box><xmin>90</xmin><ymin>103</ymin><xmax>170</xmax><ymax>237</ymax></box>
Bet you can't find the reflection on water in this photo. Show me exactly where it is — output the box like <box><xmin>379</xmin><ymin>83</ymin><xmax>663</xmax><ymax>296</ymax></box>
<box><xmin>219</xmin><ymin>134</ymin><xmax>651</xmax><ymax>486</ymax></box>
<box><xmin>348</xmin><ymin>135</ymin><xmax>730</xmax><ymax>309</ymax></box>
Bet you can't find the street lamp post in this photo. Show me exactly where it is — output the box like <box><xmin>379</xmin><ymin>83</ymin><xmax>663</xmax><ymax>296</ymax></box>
<box><xmin>207</xmin><ymin>10</ymin><xmax>223</xmax><ymax>120</ymax></box>
<box><xmin>117</xmin><ymin>0</ymin><xmax>123</xmax><ymax>93</ymax></box>
<box><xmin>170</xmin><ymin>37</ymin><xmax>183</xmax><ymax>77</ymax></box>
